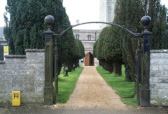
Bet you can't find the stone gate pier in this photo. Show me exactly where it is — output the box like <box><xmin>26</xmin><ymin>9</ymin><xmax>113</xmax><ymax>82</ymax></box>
<box><xmin>150</xmin><ymin>50</ymin><xmax>168</xmax><ymax>106</ymax></box>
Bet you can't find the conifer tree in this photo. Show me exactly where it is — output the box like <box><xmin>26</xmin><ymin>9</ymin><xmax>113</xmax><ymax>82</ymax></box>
<box><xmin>103</xmin><ymin>26</ymin><xmax>123</xmax><ymax>75</ymax></box>
<box><xmin>113</xmin><ymin>0</ymin><xmax>167</xmax><ymax>81</ymax></box>
<box><xmin>166</xmin><ymin>15</ymin><xmax>168</xmax><ymax>47</ymax></box>
<box><xmin>96</xmin><ymin>27</ymin><xmax>106</xmax><ymax>65</ymax></box>
<box><xmin>94</xmin><ymin>0</ymin><xmax>167</xmax><ymax>80</ymax></box>
<box><xmin>93</xmin><ymin>40</ymin><xmax>97</xmax><ymax>57</ymax></box>
<box><xmin>146</xmin><ymin>0</ymin><xmax>168</xmax><ymax>49</ymax></box>
<box><xmin>64</xmin><ymin>39</ymin><xmax>85</xmax><ymax>71</ymax></box>
<box><xmin>114</xmin><ymin>0</ymin><xmax>144</xmax><ymax>81</ymax></box>
<box><xmin>4</xmin><ymin>0</ymin><xmax>79</xmax><ymax>74</ymax></box>
<box><xmin>95</xmin><ymin>26</ymin><xmax>122</xmax><ymax>74</ymax></box>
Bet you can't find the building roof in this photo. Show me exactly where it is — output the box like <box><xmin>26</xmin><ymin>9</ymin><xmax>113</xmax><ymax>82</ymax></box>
<box><xmin>0</xmin><ymin>27</ymin><xmax>4</xmax><ymax>38</ymax></box>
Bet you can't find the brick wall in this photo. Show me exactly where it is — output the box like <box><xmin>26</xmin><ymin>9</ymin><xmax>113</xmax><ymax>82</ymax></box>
<box><xmin>0</xmin><ymin>49</ymin><xmax>45</xmax><ymax>105</ymax></box>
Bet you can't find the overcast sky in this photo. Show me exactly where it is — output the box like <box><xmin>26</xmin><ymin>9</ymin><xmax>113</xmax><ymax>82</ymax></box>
<box><xmin>0</xmin><ymin>0</ymin><xmax>168</xmax><ymax>29</ymax></box>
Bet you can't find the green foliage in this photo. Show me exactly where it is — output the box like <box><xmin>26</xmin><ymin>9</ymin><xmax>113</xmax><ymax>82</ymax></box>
<box><xmin>95</xmin><ymin>28</ymin><xmax>105</xmax><ymax>60</ymax></box>
<box><xmin>93</xmin><ymin>40</ymin><xmax>97</xmax><ymax>57</ymax></box>
<box><xmin>95</xmin><ymin>26</ymin><xmax>123</xmax><ymax>74</ymax></box>
<box><xmin>73</xmin><ymin>39</ymin><xmax>85</xmax><ymax>60</ymax></box>
<box><xmin>96</xmin><ymin>66</ymin><xmax>136</xmax><ymax>107</ymax></box>
<box><xmin>4</xmin><ymin>0</ymin><xmax>84</xmax><ymax>74</ymax></box>
<box><xmin>94</xmin><ymin>0</ymin><xmax>167</xmax><ymax>81</ymax></box>
<box><xmin>112</xmin><ymin>0</ymin><xmax>167</xmax><ymax>81</ymax></box>
<box><xmin>167</xmin><ymin>16</ymin><xmax>168</xmax><ymax>40</ymax></box>
<box><xmin>103</xmin><ymin>26</ymin><xmax>122</xmax><ymax>63</ymax></box>
<box><xmin>147</xmin><ymin>0</ymin><xmax>168</xmax><ymax>49</ymax></box>
<box><xmin>114</xmin><ymin>0</ymin><xmax>144</xmax><ymax>81</ymax></box>
<box><xmin>64</xmin><ymin>39</ymin><xmax>85</xmax><ymax>71</ymax></box>
<box><xmin>58</xmin><ymin>67</ymin><xmax>83</xmax><ymax>103</ymax></box>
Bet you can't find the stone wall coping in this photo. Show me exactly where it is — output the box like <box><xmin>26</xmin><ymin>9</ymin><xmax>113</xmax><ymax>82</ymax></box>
<box><xmin>5</xmin><ymin>55</ymin><xmax>26</xmax><ymax>58</ymax></box>
<box><xmin>0</xmin><ymin>61</ymin><xmax>5</xmax><ymax>64</ymax></box>
<box><xmin>25</xmin><ymin>49</ymin><xmax>45</xmax><ymax>52</ymax></box>
<box><xmin>151</xmin><ymin>50</ymin><xmax>168</xmax><ymax>53</ymax></box>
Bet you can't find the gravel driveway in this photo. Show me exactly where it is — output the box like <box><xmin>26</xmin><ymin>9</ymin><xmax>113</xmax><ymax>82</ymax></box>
<box><xmin>61</xmin><ymin>66</ymin><xmax>129</xmax><ymax>109</ymax></box>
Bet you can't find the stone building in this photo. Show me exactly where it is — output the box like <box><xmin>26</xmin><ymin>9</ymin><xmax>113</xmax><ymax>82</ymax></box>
<box><xmin>99</xmin><ymin>0</ymin><xmax>116</xmax><ymax>29</ymax></box>
<box><xmin>72</xmin><ymin>0</ymin><xmax>117</xmax><ymax>65</ymax></box>
<box><xmin>73</xmin><ymin>29</ymin><xmax>101</xmax><ymax>66</ymax></box>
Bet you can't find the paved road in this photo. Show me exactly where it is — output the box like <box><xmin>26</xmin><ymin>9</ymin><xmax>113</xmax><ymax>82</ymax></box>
<box><xmin>0</xmin><ymin>105</ymin><xmax>167</xmax><ymax>114</ymax></box>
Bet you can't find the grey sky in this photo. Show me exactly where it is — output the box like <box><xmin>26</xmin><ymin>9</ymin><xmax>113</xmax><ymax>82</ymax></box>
<box><xmin>0</xmin><ymin>0</ymin><xmax>168</xmax><ymax>29</ymax></box>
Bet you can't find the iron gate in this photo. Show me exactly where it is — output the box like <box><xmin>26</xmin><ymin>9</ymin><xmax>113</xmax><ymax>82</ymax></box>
<box><xmin>43</xmin><ymin>15</ymin><xmax>152</xmax><ymax>107</ymax></box>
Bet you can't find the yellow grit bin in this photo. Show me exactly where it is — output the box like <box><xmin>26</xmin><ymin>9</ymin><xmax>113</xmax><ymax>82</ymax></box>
<box><xmin>12</xmin><ymin>91</ymin><xmax>21</xmax><ymax>106</ymax></box>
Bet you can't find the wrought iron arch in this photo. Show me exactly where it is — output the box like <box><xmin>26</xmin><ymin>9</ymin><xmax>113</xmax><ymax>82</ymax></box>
<box><xmin>44</xmin><ymin>15</ymin><xmax>152</xmax><ymax>107</ymax></box>
<box><xmin>55</xmin><ymin>21</ymin><xmax>141</xmax><ymax>37</ymax></box>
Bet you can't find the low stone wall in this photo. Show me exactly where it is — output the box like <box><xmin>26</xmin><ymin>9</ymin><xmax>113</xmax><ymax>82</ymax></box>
<box><xmin>0</xmin><ymin>49</ymin><xmax>45</xmax><ymax>105</ymax></box>
<box><xmin>150</xmin><ymin>50</ymin><xmax>168</xmax><ymax>106</ymax></box>
<box><xmin>1</xmin><ymin>49</ymin><xmax>168</xmax><ymax>106</ymax></box>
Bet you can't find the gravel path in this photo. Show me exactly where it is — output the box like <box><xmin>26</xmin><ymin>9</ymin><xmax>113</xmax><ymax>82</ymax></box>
<box><xmin>62</xmin><ymin>66</ymin><xmax>129</xmax><ymax>109</ymax></box>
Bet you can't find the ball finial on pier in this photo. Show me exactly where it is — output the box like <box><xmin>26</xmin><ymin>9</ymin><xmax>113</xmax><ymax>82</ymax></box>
<box><xmin>44</xmin><ymin>15</ymin><xmax>55</xmax><ymax>26</ymax></box>
<box><xmin>141</xmin><ymin>16</ymin><xmax>151</xmax><ymax>30</ymax></box>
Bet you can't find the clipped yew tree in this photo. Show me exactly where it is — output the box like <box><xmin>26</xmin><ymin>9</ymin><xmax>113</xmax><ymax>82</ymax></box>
<box><xmin>147</xmin><ymin>0</ymin><xmax>168</xmax><ymax>49</ymax></box>
<box><xmin>114</xmin><ymin>0</ymin><xmax>144</xmax><ymax>81</ymax></box>
<box><xmin>95</xmin><ymin>26</ymin><xmax>123</xmax><ymax>75</ymax></box>
<box><xmin>4</xmin><ymin>0</ymin><xmax>77</xmax><ymax>74</ymax></box>
<box><xmin>65</xmin><ymin>39</ymin><xmax>85</xmax><ymax>71</ymax></box>
<box><xmin>95</xmin><ymin>28</ymin><xmax>107</xmax><ymax>70</ymax></box>
<box><xmin>167</xmin><ymin>17</ymin><xmax>168</xmax><ymax>37</ymax></box>
<box><xmin>74</xmin><ymin>39</ymin><xmax>85</xmax><ymax>66</ymax></box>
<box><xmin>93</xmin><ymin>40</ymin><xmax>98</xmax><ymax>57</ymax></box>
<box><xmin>103</xmin><ymin>26</ymin><xmax>123</xmax><ymax>75</ymax></box>
<box><xmin>113</xmin><ymin>0</ymin><xmax>168</xmax><ymax>81</ymax></box>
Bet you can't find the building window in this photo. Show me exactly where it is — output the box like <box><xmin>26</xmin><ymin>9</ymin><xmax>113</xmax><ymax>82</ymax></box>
<box><xmin>95</xmin><ymin>32</ymin><xmax>97</xmax><ymax>41</ymax></box>
<box><xmin>76</xmin><ymin>34</ymin><xmax>80</xmax><ymax>39</ymax></box>
<box><xmin>88</xmin><ymin>35</ymin><xmax>91</xmax><ymax>41</ymax></box>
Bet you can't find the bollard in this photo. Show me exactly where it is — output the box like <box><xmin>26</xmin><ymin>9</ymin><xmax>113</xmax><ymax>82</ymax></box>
<box><xmin>73</xmin><ymin>64</ymin><xmax>75</xmax><ymax>70</ymax></box>
<box><xmin>65</xmin><ymin>66</ymin><xmax>68</xmax><ymax>76</ymax></box>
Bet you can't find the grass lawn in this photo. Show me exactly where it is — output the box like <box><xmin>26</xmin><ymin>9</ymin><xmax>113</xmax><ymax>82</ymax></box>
<box><xmin>96</xmin><ymin>66</ymin><xmax>137</xmax><ymax>107</ymax></box>
<box><xmin>57</xmin><ymin>67</ymin><xmax>83</xmax><ymax>103</ymax></box>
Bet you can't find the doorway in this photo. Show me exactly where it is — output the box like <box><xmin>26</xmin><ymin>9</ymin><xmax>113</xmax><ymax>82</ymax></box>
<box><xmin>85</xmin><ymin>52</ymin><xmax>94</xmax><ymax>66</ymax></box>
